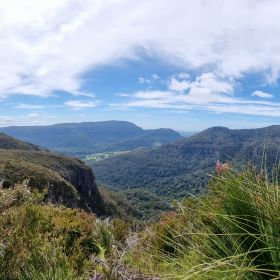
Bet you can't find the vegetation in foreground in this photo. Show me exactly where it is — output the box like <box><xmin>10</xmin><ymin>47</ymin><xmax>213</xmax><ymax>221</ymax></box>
<box><xmin>130</xmin><ymin>166</ymin><xmax>280</xmax><ymax>279</ymax></box>
<box><xmin>0</xmin><ymin>184</ymin><xmax>135</xmax><ymax>280</ymax></box>
<box><xmin>2</xmin><ymin>164</ymin><xmax>280</xmax><ymax>279</ymax></box>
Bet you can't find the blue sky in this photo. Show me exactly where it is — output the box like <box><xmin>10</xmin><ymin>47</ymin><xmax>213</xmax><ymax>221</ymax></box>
<box><xmin>2</xmin><ymin>0</ymin><xmax>280</xmax><ymax>131</ymax></box>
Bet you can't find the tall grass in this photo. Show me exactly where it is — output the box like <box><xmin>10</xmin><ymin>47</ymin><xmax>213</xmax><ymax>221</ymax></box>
<box><xmin>133</xmin><ymin>167</ymin><xmax>280</xmax><ymax>279</ymax></box>
<box><xmin>18</xmin><ymin>245</ymin><xmax>77</xmax><ymax>280</ymax></box>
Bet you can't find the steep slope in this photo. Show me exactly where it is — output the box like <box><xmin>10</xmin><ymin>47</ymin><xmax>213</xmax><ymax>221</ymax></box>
<box><xmin>0</xmin><ymin>132</ymin><xmax>46</xmax><ymax>151</ymax></box>
<box><xmin>99</xmin><ymin>186</ymin><xmax>171</xmax><ymax>221</ymax></box>
<box><xmin>0</xmin><ymin>121</ymin><xmax>182</xmax><ymax>156</ymax></box>
<box><xmin>92</xmin><ymin>125</ymin><xmax>280</xmax><ymax>198</ymax></box>
<box><xmin>0</xmin><ymin>133</ymin><xmax>106</xmax><ymax>215</ymax></box>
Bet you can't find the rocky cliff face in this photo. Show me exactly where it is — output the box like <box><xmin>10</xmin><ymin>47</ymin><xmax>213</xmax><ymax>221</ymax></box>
<box><xmin>0</xmin><ymin>148</ymin><xmax>107</xmax><ymax>215</ymax></box>
<box><xmin>65</xmin><ymin>164</ymin><xmax>106</xmax><ymax>215</ymax></box>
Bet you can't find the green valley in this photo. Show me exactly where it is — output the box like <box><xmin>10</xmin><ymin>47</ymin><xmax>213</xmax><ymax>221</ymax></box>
<box><xmin>84</xmin><ymin>150</ymin><xmax>130</xmax><ymax>162</ymax></box>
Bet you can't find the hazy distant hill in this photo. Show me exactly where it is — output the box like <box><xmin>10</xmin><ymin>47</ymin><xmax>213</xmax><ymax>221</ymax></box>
<box><xmin>92</xmin><ymin>125</ymin><xmax>280</xmax><ymax>198</ymax></box>
<box><xmin>0</xmin><ymin>132</ymin><xmax>106</xmax><ymax>214</ymax></box>
<box><xmin>0</xmin><ymin>121</ymin><xmax>182</xmax><ymax>156</ymax></box>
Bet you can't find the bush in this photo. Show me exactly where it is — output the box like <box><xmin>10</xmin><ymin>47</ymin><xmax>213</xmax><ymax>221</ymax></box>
<box><xmin>0</xmin><ymin>185</ymin><xmax>131</xmax><ymax>279</ymax></box>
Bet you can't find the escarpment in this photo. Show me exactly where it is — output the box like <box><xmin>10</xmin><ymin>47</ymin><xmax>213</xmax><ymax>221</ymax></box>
<box><xmin>0</xmin><ymin>133</ymin><xmax>106</xmax><ymax>215</ymax></box>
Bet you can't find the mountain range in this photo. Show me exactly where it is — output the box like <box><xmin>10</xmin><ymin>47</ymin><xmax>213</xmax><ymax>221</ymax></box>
<box><xmin>3</xmin><ymin>121</ymin><xmax>280</xmax><ymax>203</ymax></box>
<box><xmin>0</xmin><ymin>121</ymin><xmax>182</xmax><ymax>157</ymax></box>
<box><xmin>91</xmin><ymin>125</ymin><xmax>280</xmax><ymax>198</ymax></box>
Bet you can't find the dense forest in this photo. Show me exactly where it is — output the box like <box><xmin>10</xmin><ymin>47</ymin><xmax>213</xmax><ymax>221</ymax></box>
<box><xmin>92</xmin><ymin>125</ymin><xmax>280</xmax><ymax>198</ymax></box>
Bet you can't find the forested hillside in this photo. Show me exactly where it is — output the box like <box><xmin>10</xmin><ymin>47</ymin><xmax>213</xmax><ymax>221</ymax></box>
<box><xmin>92</xmin><ymin>125</ymin><xmax>280</xmax><ymax>198</ymax></box>
<box><xmin>99</xmin><ymin>186</ymin><xmax>171</xmax><ymax>222</ymax></box>
<box><xmin>0</xmin><ymin>121</ymin><xmax>182</xmax><ymax>156</ymax></box>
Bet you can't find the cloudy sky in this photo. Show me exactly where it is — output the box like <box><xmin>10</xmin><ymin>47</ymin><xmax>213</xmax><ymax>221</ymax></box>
<box><xmin>2</xmin><ymin>0</ymin><xmax>280</xmax><ymax>131</ymax></box>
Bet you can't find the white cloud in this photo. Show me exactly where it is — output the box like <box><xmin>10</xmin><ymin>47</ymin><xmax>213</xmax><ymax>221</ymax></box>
<box><xmin>0</xmin><ymin>113</ymin><xmax>61</xmax><ymax>127</ymax></box>
<box><xmin>114</xmin><ymin>72</ymin><xmax>280</xmax><ymax>117</ymax></box>
<box><xmin>134</xmin><ymin>91</ymin><xmax>173</xmax><ymax>99</ymax></box>
<box><xmin>116</xmin><ymin>93</ymin><xmax>130</xmax><ymax>97</ymax></box>
<box><xmin>252</xmin><ymin>90</ymin><xmax>273</xmax><ymax>98</ymax></box>
<box><xmin>27</xmin><ymin>113</ymin><xmax>39</xmax><ymax>118</ymax></box>
<box><xmin>0</xmin><ymin>116</ymin><xmax>14</xmax><ymax>126</ymax></box>
<box><xmin>169</xmin><ymin>78</ymin><xmax>190</xmax><ymax>92</ymax></box>
<box><xmin>65</xmin><ymin>100</ymin><xmax>97</xmax><ymax>109</ymax></box>
<box><xmin>118</xmin><ymin>92</ymin><xmax>280</xmax><ymax>117</ymax></box>
<box><xmin>186</xmin><ymin>73</ymin><xmax>234</xmax><ymax>104</ymax></box>
<box><xmin>177</xmin><ymin>73</ymin><xmax>190</xmax><ymax>79</ymax></box>
<box><xmin>2</xmin><ymin>0</ymin><xmax>280</xmax><ymax>100</ymax></box>
<box><xmin>138</xmin><ymin>74</ymin><xmax>161</xmax><ymax>85</ymax></box>
<box><xmin>15</xmin><ymin>103</ymin><xmax>45</xmax><ymax>109</ymax></box>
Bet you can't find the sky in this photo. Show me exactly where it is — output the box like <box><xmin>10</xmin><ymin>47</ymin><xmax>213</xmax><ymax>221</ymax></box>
<box><xmin>2</xmin><ymin>0</ymin><xmax>280</xmax><ymax>131</ymax></box>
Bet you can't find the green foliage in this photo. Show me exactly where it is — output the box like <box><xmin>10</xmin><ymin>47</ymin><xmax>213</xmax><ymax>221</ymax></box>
<box><xmin>128</xmin><ymin>167</ymin><xmax>280</xmax><ymax>279</ymax></box>
<box><xmin>99</xmin><ymin>186</ymin><xmax>172</xmax><ymax>222</ymax></box>
<box><xmin>0</xmin><ymin>186</ymin><xmax>130</xmax><ymax>279</ymax></box>
<box><xmin>4</xmin><ymin>164</ymin><xmax>280</xmax><ymax>279</ymax></box>
<box><xmin>92</xmin><ymin>125</ymin><xmax>280</xmax><ymax>198</ymax></box>
<box><xmin>0</xmin><ymin>183</ymin><xmax>31</xmax><ymax>213</ymax></box>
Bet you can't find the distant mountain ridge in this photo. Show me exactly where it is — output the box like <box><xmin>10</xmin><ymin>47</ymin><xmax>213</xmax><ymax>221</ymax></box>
<box><xmin>92</xmin><ymin>125</ymin><xmax>280</xmax><ymax>198</ymax></box>
<box><xmin>0</xmin><ymin>121</ymin><xmax>182</xmax><ymax>156</ymax></box>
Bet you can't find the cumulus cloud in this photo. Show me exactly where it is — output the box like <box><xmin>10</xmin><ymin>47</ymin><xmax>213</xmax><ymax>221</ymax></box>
<box><xmin>114</xmin><ymin>72</ymin><xmax>280</xmax><ymax>117</ymax></box>
<box><xmin>252</xmin><ymin>90</ymin><xmax>274</xmax><ymax>98</ymax></box>
<box><xmin>168</xmin><ymin>78</ymin><xmax>190</xmax><ymax>92</ymax></box>
<box><xmin>2</xmin><ymin>0</ymin><xmax>280</xmax><ymax>100</ymax></box>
